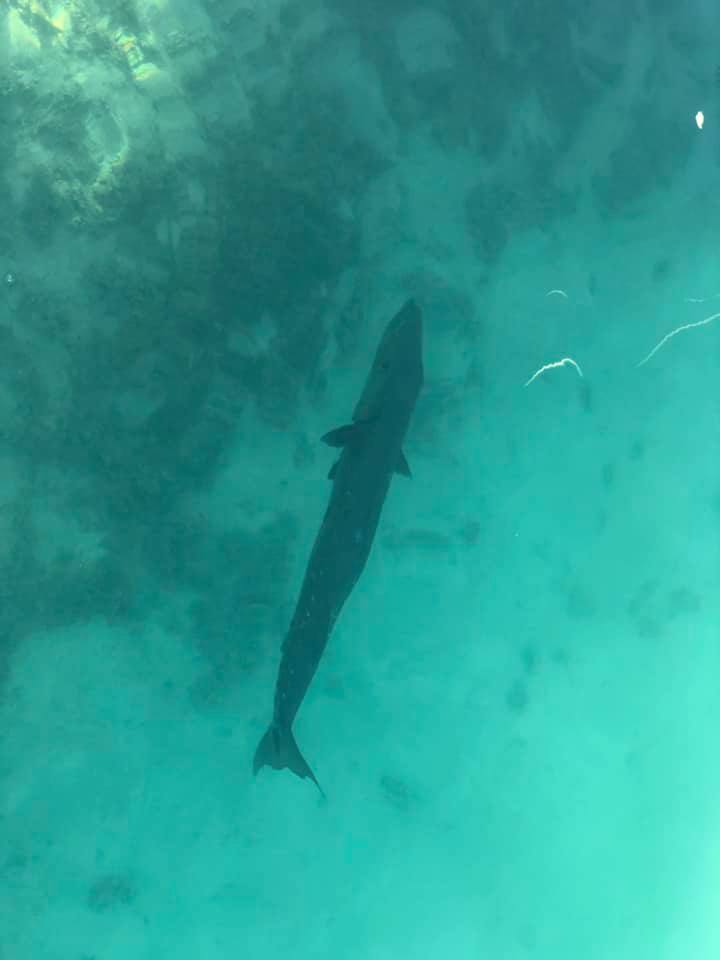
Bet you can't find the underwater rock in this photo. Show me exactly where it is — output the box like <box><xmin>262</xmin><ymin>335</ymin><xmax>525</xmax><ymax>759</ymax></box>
<box><xmin>86</xmin><ymin>873</ymin><xmax>137</xmax><ymax>913</ymax></box>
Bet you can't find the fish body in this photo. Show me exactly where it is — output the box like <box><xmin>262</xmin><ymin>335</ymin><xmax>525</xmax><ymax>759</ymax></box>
<box><xmin>253</xmin><ymin>299</ymin><xmax>423</xmax><ymax>791</ymax></box>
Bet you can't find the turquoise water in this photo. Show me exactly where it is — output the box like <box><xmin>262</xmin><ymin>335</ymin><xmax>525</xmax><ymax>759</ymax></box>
<box><xmin>0</xmin><ymin>1</ymin><xmax>718</xmax><ymax>957</ymax></box>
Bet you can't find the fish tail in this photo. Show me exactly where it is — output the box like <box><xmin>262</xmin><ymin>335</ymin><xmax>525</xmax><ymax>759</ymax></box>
<box><xmin>253</xmin><ymin>723</ymin><xmax>324</xmax><ymax>796</ymax></box>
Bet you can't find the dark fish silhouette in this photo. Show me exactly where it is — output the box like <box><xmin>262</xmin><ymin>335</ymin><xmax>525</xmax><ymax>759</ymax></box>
<box><xmin>253</xmin><ymin>299</ymin><xmax>424</xmax><ymax>792</ymax></box>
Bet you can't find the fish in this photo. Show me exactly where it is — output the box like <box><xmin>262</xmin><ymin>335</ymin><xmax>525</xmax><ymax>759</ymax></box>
<box><xmin>253</xmin><ymin>299</ymin><xmax>424</xmax><ymax>792</ymax></box>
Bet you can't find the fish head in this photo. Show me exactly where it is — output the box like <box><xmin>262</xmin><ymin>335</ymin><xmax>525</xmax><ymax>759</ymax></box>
<box><xmin>353</xmin><ymin>299</ymin><xmax>423</xmax><ymax>421</ymax></box>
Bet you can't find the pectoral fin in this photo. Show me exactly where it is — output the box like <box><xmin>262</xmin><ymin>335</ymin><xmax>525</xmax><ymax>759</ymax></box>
<box><xmin>321</xmin><ymin>416</ymin><xmax>376</xmax><ymax>448</ymax></box>
<box><xmin>321</xmin><ymin>423</ymin><xmax>356</xmax><ymax>447</ymax></box>
<box><xmin>396</xmin><ymin>450</ymin><xmax>412</xmax><ymax>477</ymax></box>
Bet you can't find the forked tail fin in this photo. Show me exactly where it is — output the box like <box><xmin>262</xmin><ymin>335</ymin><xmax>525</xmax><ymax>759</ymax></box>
<box><xmin>253</xmin><ymin>723</ymin><xmax>324</xmax><ymax>796</ymax></box>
